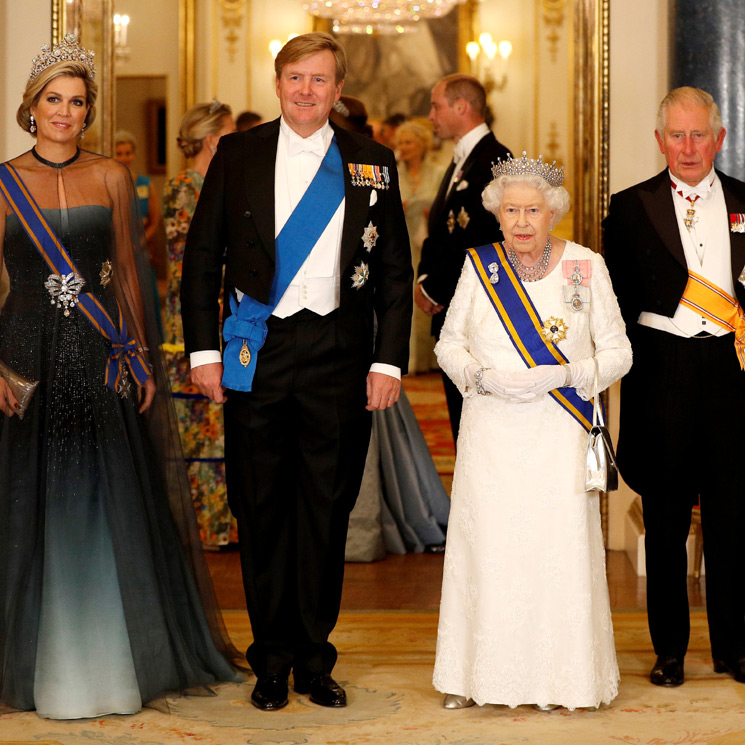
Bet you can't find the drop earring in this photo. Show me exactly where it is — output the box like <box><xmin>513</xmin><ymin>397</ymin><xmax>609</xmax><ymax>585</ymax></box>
<box><xmin>29</xmin><ymin>115</ymin><xmax>36</xmax><ymax>134</ymax></box>
<box><xmin>80</xmin><ymin>123</ymin><xmax>86</xmax><ymax>140</ymax></box>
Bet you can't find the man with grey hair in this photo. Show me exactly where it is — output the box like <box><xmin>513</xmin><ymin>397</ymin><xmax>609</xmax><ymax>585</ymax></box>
<box><xmin>416</xmin><ymin>73</ymin><xmax>510</xmax><ymax>445</ymax></box>
<box><xmin>604</xmin><ymin>86</ymin><xmax>745</xmax><ymax>688</ymax></box>
<box><xmin>182</xmin><ymin>32</ymin><xmax>412</xmax><ymax>711</ymax></box>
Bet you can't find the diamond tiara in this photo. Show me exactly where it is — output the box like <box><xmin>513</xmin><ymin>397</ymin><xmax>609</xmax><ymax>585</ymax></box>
<box><xmin>491</xmin><ymin>151</ymin><xmax>564</xmax><ymax>187</ymax></box>
<box><xmin>29</xmin><ymin>34</ymin><xmax>96</xmax><ymax>83</ymax></box>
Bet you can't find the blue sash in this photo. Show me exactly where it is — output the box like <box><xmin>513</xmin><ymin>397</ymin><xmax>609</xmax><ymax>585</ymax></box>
<box><xmin>221</xmin><ymin>137</ymin><xmax>344</xmax><ymax>391</ymax></box>
<box><xmin>0</xmin><ymin>163</ymin><xmax>150</xmax><ymax>391</ymax></box>
<box><xmin>466</xmin><ymin>242</ymin><xmax>594</xmax><ymax>433</ymax></box>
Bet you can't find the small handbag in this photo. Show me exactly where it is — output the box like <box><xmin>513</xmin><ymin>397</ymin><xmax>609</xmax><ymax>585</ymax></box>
<box><xmin>0</xmin><ymin>359</ymin><xmax>38</xmax><ymax>420</ymax></box>
<box><xmin>584</xmin><ymin>359</ymin><xmax>619</xmax><ymax>493</ymax></box>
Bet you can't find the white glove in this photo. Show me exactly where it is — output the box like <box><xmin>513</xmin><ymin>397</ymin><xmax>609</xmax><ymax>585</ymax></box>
<box><xmin>464</xmin><ymin>364</ymin><xmax>555</xmax><ymax>402</ymax></box>
<box><xmin>505</xmin><ymin>364</ymin><xmax>569</xmax><ymax>399</ymax></box>
<box><xmin>564</xmin><ymin>360</ymin><xmax>592</xmax><ymax>393</ymax></box>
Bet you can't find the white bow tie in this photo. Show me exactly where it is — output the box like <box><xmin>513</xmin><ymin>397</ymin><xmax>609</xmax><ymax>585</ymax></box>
<box><xmin>287</xmin><ymin>135</ymin><xmax>326</xmax><ymax>158</ymax></box>
<box><xmin>672</xmin><ymin>178</ymin><xmax>712</xmax><ymax>202</ymax></box>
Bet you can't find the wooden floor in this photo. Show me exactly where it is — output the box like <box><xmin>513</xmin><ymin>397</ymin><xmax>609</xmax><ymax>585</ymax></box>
<box><xmin>206</xmin><ymin>371</ymin><xmax>707</xmax><ymax>615</ymax></box>
<box><xmin>206</xmin><ymin>536</ymin><xmax>707</xmax><ymax>613</ymax></box>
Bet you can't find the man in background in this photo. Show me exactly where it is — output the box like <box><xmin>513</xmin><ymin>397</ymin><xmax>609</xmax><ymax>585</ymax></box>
<box><xmin>416</xmin><ymin>74</ymin><xmax>510</xmax><ymax>444</ymax></box>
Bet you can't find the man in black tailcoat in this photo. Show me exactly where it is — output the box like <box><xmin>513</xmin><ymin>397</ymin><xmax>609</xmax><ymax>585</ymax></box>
<box><xmin>181</xmin><ymin>33</ymin><xmax>412</xmax><ymax>711</ymax></box>
<box><xmin>416</xmin><ymin>74</ymin><xmax>510</xmax><ymax>444</ymax></box>
<box><xmin>603</xmin><ymin>87</ymin><xmax>745</xmax><ymax>688</ymax></box>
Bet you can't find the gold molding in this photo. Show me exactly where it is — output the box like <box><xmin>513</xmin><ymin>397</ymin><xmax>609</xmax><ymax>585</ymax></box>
<box><xmin>458</xmin><ymin>0</ymin><xmax>477</xmax><ymax>74</ymax></box>
<box><xmin>51</xmin><ymin>0</ymin><xmax>114</xmax><ymax>155</ymax></box>
<box><xmin>573</xmin><ymin>0</ymin><xmax>609</xmax><ymax>256</ymax></box>
<box><xmin>180</xmin><ymin>0</ymin><xmax>196</xmax><ymax>113</ymax></box>
<box><xmin>220</xmin><ymin>0</ymin><xmax>246</xmax><ymax>63</ymax></box>
<box><xmin>542</xmin><ymin>0</ymin><xmax>567</xmax><ymax>63</ymax></box>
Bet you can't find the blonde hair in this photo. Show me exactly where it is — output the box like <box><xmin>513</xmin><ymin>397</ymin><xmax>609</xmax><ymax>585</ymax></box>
<box><xmin>656</xmin><ymin>86</ymin><xmax>723</xmax><ymax>135</ymax></box>
<box><xmin>274</xmin><ymin>32</ymin><xmax>347</xmax><ymax>84</ymax></box>
<box><xmin>482</xmin><ymin>173</ymin><xmax>571</xmax><ymax>224</ymax></box>
<box><xmin>395</xmin><ymin>120</ymin><xmax>433</xmax><ymax>153</ymax></box>
<box><xmin>114</xmin><ymin>129</ymin><xmax>137</xmax><ymax>149</ymax></box>
<box><xmin>176</xmin><ymin>101</ymin><xmax>233</xmax><ymax>158</ymax></box>
<box><xmin>17</xmin><ymin>61</ymin><xmax>98</xmax><ymax>136</ymax></box>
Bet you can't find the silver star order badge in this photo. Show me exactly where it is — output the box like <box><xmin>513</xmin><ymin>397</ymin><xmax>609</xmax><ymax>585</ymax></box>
<box><xmin>351</xmin><ymin>261</ymin><xmax>370</xmax><ymax>290</ymax></box>
<box><xmin>45</xmin><ymin>271</ymin><xmax>85</xmax><ymax>317</ymax></box>
<box><xmin>541</xmin><ymin>316</ymin><xmax>568</xmax><ymax>344</ymax></box>
<box><xmin>362</xmin><ymin>221</ymin><xmax>379</xmax><ymax>252</ymax></box>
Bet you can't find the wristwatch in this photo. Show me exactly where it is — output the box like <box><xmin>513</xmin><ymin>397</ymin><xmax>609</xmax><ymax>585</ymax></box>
<box><xmin>474</xmin><ymin>367</ymin><xmax>491</xmax><ymax>396</ymax></box>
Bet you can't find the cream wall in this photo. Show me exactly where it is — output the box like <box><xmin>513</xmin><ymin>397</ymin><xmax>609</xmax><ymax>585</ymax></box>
<box><xmin>605</xmin><ymin>0</ymin><xmax>668</xmax><ymax>551</ymax></box>
<box><xmin>0</xmin><ymin>0</ymin><xmax>50</xmax><ymax>162</ymax></box>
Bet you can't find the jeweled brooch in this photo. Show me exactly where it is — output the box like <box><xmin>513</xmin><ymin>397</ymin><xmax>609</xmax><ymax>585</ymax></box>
<box><xmin>100</xmin><ymin>259</ymin><xmax>113</xmax><ymax>287</ymax></box>
<box><xmin>45</xmin><ymin>271</ymin><xmax>85</xmax><ymax>317</ymax></box>
<box><xmin>541</xmin><ymin>316</ymin><xmax>568</xmax><ymax>343</ymax></box>
<box><xmin>487</xmin><ymin>261</ymin><xmax>500</xmax><ymax>284</ymax></box>
<box><xmin>351</xmin><ymin>262</ymin><xmax>370</xmax><ymax>289</ymax></box>
<box><xmin>362</xmin><ymin>221</ymin><xmax>379</xmax><ymax>252</ymax></box>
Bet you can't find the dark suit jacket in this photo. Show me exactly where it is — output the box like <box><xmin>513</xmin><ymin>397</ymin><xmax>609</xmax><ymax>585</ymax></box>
<box><xmin>181</xmin><ymin>118</ymin><xmax>413</xmax><ymax>375</ymax></box>
<box><xmin>603</xmin><ymin>168</ymin><xmax>745</xmax><ymax>332</ymax></box>
<box><xmin>418</xmin><ymin>130</ymin><xmax>510</xmax><ymax>337</ymax></box>
<box><xmin>603</xmin><ymin>167</ymin><xmax>745</xmax><ymax>492</ymax></box>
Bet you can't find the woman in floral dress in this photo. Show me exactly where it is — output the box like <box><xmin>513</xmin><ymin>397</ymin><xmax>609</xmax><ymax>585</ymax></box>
<box><xmin>162</xmin><ymin>101</ymin><xmax>236</xmax><ymax>548</ymax></box>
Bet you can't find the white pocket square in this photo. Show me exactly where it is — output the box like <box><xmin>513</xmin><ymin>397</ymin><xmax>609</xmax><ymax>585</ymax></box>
<box><xmin>369</xmin><ymin>190</ymin><xmax>378</xmax><ymax>206</ymax></box>
<box><xmin>455</xmin><ymin>180</ymin><xmax>469</xmax><ymax>192</ymax></box>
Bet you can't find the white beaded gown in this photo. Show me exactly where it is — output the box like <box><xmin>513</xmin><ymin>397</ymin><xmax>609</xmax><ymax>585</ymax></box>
<box><xmin>432</xmin><ymin>241</ymin><xmax>632</xmax><ymax>709</ymax></box>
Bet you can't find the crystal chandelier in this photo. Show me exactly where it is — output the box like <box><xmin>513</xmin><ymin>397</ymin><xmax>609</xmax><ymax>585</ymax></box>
<box><xmin>301</xmin><ymin>0</ymin><xmax>460</xmax><ymax>35</ymax></box>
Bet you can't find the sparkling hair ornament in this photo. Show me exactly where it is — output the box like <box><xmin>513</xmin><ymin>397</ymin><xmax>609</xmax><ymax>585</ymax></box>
<box><xmin>491</xmin><ymin>151</ymin><xmax>564</xmax><ymax>188</ymax></box>
<box><xmin>29</xmin><ymin>33</ymin><xmax>96</xmax><ymax>82</ymax></box>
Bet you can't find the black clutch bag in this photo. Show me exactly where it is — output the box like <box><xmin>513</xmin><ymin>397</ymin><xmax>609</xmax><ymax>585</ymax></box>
<box><xmin>0</xmin><ymin>359</ymin><xmax>38</xmax><ymax>420</ymax></box>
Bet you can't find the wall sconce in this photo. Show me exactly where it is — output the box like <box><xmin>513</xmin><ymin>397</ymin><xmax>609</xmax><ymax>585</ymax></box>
<box><xmin>113</xmin><ymin>13</ymin><xmax>130</xmax><ymax>63</ymax></box>
<box><xmin>466</xmin><ymin>33</ymin><xmax>511</xmax><ymax>92</ymax></box>
<box><xmin>269</xmin><ymin>35</ymin><xmax>299</xmax><ymax>60</ymax></box>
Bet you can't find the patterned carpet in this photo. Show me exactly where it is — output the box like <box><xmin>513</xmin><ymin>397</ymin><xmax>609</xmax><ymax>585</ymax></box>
<box><xmin>3</xmin><ymin>611</ymin><xmax>745</xmax><ymax>745</ymax></box>
<box><xmin>404</xmin><ymin>372</ymin><xmax>455</xmax><ymax>491</ymax></box>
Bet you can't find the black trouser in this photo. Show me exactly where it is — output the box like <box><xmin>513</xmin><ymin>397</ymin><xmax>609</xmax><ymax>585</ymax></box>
<box><xmin>619</xmin><ymin>326</ymin><xmax>745</xmax><ymax>661</ymax></box>
<box><xmin>224</xmin><ymin>309</ymin><xmax>371</xmax><ymax>679</ymax></box>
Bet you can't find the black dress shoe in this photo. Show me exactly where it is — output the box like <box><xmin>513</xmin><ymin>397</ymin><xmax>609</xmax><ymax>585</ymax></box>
<box><xmin>713</xmin><ymin>656</ymin><xmax>745</xmax><ymax>683</ymax></box>
<box><xmin>650</xmin><ymin>655</ymin><xmax>684</xmax><ymax>687</ymax></box>
<box><xmin>294</xmin><ymin>672</ymin><xmax>347</xmax><ymax>707</ymax></box>
<box><xmin>251</xmin><ymin>675</ymin><xmax>289</xmax><ymax>710</ymax></box>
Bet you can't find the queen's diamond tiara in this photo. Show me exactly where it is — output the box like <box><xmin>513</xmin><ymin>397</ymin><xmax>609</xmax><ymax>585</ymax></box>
<box><xmin>491</xmin><ymin>151</ymin><xmax>564</xmax><ymax>187</ymax></box>
<box><xmin>29</xmin><ymin>34</ymin><xmax>96</xmax><ymax>83</ymax></box>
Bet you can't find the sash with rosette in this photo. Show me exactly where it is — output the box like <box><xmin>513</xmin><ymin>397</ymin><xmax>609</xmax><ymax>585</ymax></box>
<box><xmin>679</xmin><ymin>270</ymin><xmax>745</xmax><ymax>370</ymax></box>
<box><xmin>221</xmin><ymin>136</ymin><xmax>344</xmax><ymax>392</ymax></box>
<box><xmin>466</xmin><ymin>242</ymin><xmax>594</xmax><ymax>433</ymax></box>
<box><xmin>0</xmin><ymin>163</ymin><xmax>150</xmax><ymax>393</ymax></box>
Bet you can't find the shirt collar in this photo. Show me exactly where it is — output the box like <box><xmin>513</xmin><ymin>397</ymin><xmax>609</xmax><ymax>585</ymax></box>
<box><xmin>669</xmin><ymin>167</ymin><xmax>717</xmax><ymax>201</ymax></box>
<box><xmin>280</xmin><ymin>117</ymin><xmax>333</xmax><ymax>158</ymax></box>
<box><xmin>452</xmin><ymin>122</ymin><xmax>490</xmax><ymax>164</ymax></box>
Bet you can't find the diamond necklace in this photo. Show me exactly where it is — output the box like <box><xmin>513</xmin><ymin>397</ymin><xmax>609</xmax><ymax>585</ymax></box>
<box><xmin>507</xmin><ymin>238</ymin><xmax>552</xmax><ymax>282</ymax></box>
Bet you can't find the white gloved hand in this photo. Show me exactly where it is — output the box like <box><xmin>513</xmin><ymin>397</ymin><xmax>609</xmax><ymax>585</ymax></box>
<box><xmin>484</xmin><ymin>364</ymin><xmax>569</xmax><ymax>402</ymax></box>
<box><xmin>564</xmin><ymin>360</ymin><xmax>592</xmax><ymax>393</ymax></box>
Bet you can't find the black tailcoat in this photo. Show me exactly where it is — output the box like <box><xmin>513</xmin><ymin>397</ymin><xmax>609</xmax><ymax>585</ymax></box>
<box><xmin>181</xmin><ymin>118</ymin><xmax>412</xmax><ymax>678</ymax></box>
<box><xmin>603</xmin><ymin>168</ymin><xmax>745</xmax><ymax>662</ymax></box>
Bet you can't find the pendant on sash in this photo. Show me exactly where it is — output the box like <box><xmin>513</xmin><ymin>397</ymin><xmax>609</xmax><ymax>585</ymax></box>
<box><xmin>239</xmin><ymin>340</ymin><xmax>251</xmax><ymax>367</ymax></box>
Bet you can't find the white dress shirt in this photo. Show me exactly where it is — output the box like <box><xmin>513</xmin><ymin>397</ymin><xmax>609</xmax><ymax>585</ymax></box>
<box><xmin>191</xmin><ymin>117</ymin><xmax>400</xmax><ymax>379</ymax></box>
<box><xmin>638</xmin><ymin>168</ymin><xmax>734</xmax><ymax>338</ymax></box>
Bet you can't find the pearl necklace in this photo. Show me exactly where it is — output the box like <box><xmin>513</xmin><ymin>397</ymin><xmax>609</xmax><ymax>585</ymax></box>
<box><xmin>508</xmin><ymin>238</ymin><xmax>552</xmax><ymax>282</ymax></box>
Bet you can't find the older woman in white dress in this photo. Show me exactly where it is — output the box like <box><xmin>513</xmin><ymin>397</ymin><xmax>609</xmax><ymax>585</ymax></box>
<box><xmin>432</xmin><ymin>153</ymin><xmax>632</xmax><ymax>711</ymax></box>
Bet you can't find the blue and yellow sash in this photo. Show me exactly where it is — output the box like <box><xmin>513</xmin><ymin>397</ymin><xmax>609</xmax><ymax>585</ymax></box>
<box><xmin>222</xmin><ymin>137</ymin><xmax>345</xmax><ymax>392</ymax></box>
<box><xmin>0</xmin><ymin>162</ymin><xmax>150</xmax><ymax>391</ymax></box>
<box><xmin>466</xmin><ymin>242</ymin><xmax>594</xmax><ymax>432</ymax></box>
<box><xmin>680</xmin><ymin>270</ymin><xmax>745</xmax><ymax>369</ymax></box>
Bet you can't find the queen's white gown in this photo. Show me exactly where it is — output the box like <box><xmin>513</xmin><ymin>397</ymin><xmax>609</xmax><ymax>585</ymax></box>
<box><xmin>432</xmin><ymin>241</ymin><xmax>632</xmax><ymax>710</ymax></box>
